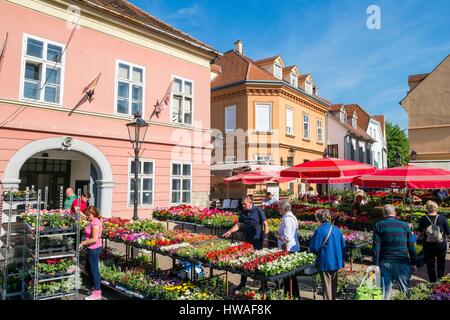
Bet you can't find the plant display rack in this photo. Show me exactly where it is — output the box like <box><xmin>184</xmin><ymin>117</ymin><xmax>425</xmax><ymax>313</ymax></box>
<box><xmin>0</xmin><ymin>189</ymin><xmax>33</xmax><ymax>300</ymax></box>
<box><xmin>23</xmin><ymin>189</ymin><xmax>81</xmax><ymax>300</ymax></box>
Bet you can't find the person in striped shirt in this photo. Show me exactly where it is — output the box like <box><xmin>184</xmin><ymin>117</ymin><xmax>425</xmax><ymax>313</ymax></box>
<box><xmin>372</xmin><ymin>204</ymin><xmax>418</xmax><ymax>300</ymax></box>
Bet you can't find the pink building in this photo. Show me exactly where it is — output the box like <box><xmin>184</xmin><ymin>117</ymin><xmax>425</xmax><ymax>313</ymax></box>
<box><xmin>0</xmin><ymin>0</ymin><xmax>218</xmax><ymax>217</ymax></box>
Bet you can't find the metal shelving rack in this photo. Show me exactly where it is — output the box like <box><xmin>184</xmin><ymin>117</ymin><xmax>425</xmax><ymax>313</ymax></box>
<box><xmin>23</xmin><ymin>188</ymin><xmax>81</xmax><ymax>300</ymax></box>
<box><xmin>0</xmin><ymin>189</ymin><xmax>34</xmax><ymax>300</ymax></box>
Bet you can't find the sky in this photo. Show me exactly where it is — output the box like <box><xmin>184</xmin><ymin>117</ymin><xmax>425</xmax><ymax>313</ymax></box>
<box><xmin>130</xmin><ymin>0</ymin><xmax>450</xmax><ymax>130</ymax></box>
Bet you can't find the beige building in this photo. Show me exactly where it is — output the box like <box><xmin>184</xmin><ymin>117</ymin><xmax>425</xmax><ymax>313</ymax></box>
<box><xmin>210</xmin><ymin>41</ymin><xmax>331</xmax><ymax>198</ymax></box>
<box><xmin>400</xmin><ymin>55</ymin><xmax>450</xmax><ymax>169</ymax></box>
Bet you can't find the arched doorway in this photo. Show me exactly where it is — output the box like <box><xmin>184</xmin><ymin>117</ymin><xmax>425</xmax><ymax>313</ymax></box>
<box><xmin>1</xmin><ymin>137</ymin><xmax>114</xmax><ymax>217</ymax></box>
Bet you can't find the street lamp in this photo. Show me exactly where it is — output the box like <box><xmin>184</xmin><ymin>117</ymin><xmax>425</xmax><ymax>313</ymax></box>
<box><xmin>126</xmin><ymin>113</ymin><xmax>149</xmax><ymax>221</ymax></box>
<box><xmin>410</xmin><ymin>150</ymin><xmax>417</xmax><ymax>161</ymax></box>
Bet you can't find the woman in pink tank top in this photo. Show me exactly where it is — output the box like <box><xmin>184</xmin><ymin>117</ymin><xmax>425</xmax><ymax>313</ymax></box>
<box><xmin>79</xmin><ymin>206</ymin><xmax>103</xmax><ymax>300</ymax></box>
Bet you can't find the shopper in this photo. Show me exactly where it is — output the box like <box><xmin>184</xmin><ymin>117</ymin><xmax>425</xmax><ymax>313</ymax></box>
<box><xmin>309</xmin><ymin>209</ymin><xmax>347</xmax><ymax>300</ymax></box>
<box><xmin>71</xmin><ymin>191</ymin><xmax>91</xmax><ymax>216</ymax></box>
<box><xmin>64</xmin><ymin>187</ymin><xmax>77</xmax><ymax>210</ymax></box>
<box><xmin>417</xmin><ymin>201</ymin><xmax>450</xmax><ymax>283</ymax></box>
<box><xmin>223</xmin><ymin>195</ymin><xmax>269</xmax><ymax>292</ymax></box>
<box><xmin>307</xmin><ymin>186</ymin><xmax>318</xmax><ymax>197</ymax></box>
<box><xmin>351</xmin><ymin>194</ymin><xmax>367</xmax><ymax>217</ymax></box>
<box><xmin>372</xmin><ymin>205</ymin><xmax>417</xmax><ymax>300</ymax></box>
<box><xmin>79</xmin><ymin>206</ymin><xmax>103</xmax><ymax>300</ymax></box>
<box><xmin>262</xmin><ymin>192</ymin><xmax>278</xmax><ymax>206</ymax></box>
<box><xmin>275</xmin><ymin>200</ymin><xmax>300</xmax><ymax>299</ymax></box>
<box><xmin>332</xmin><ymin>195</ymin><xmax>342</xmax><ymax>207</ymax></box>
<box><xmin>435</xmin><ymin>188</ymin><xmax>448</xmax><ymax>205</ymax></box>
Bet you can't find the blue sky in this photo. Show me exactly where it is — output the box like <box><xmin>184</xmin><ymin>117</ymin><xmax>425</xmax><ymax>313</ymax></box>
<box><xmin>130</xmin><ymin>0</ymin><xmax>450</xmax><ymax>130</ymax></box>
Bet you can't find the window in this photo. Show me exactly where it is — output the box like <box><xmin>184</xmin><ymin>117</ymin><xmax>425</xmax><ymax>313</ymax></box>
<box><xmin>340</xmin><ymin>111</ymin><xmax>346</xmax><ymax>123</ymax></box>
<box><xmin>317</xmin><ymin>119</ymin><xmax>323</xmax><ymax>143</ymax></box>
<box><xmin>116</xmin><ymin>61</ymin><xmax>144</xmax><ymax>116</ymax></box>
<box><xmin>171</xmin><ymin>77</ymin><xmax>194</xmax><ymax>125</ymax></box>
<box><xmin>129</xmin><ymin>159</ymin><xmax>154</xmax><ymax>206</ymax></box>
<box><xmin>21</xmin><ymin>35</ymin><xmax>64</xmax><ymax>104</ymax></box>
<box><xmin>352</xmin><ymin>117</ymin><xmax>357</xmax><ymax>129</ymax></box>
<box><xmin>225</xmin><ymin>105</ymin><xmax>236</xmax><ymax>132</ymax></box>
<box><xmin>255</xmin><ymin>103</ymin><xmax>272</xmax><ymax>132</ymax></box>
<box><xmin>303</xmin><ymin>113</ymin><xmax>310</xmax><ymax>139</ymax></box>
<box><xmin>288</xmin><ymin>182</ymin><xmax>294</xmax><ymax>193</ymax></box>
<box><xmin>327</xmin><ymin>145</ymin><xmax>339</xmax><ymax>158</ymax></box>
<box><xmin>359</xmin><ymin>147</ymin><xmax>364</xmax><ymax>163</ymax></box>
<box><xmin>171</xmin><ymin>162</ymin><xmax>192</xmax><ymax>204</ymax></box>
<box><xmin>290</xmin><ymin>73</ymin><xmax>298</xmax><ymax>87</ymax></box>
<box><xmin>286</xmin><ymin>108</ymin><xmax>294</xmax><ymax>135</ymax></box>
<box><xmin>274</xmin><ymin>63</ymin><xmax>282</xmax><ymax>79</ymax></box>
<box><xmin>305</xmin><ymin>81</ymin><xmax>313</xmax><ymax>94</ymax></box>
<box><xmin>287</xmin><ymin>156</ymin><xmax>294</xmax><ymax>167</ymax></box>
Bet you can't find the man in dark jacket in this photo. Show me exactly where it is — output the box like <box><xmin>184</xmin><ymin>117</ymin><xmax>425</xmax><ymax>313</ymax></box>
<box><xmin>223</xmin><ymin>195</ymin><xmax>269</xmax><ymax>291</ymax></box>
<box><xmin>373</xmin><ymin>205</ymin><xmax>417</xmax><ymax>300</ymax></box>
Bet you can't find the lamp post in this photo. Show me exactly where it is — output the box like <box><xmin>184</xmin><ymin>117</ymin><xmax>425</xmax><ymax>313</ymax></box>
<box><xmin>126</xmin><ymin>113</ymin><xmax>149</xmax><ymax>221</ymax></box>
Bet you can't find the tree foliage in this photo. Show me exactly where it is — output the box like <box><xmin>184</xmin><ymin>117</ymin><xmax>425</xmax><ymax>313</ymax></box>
<box><xmin>386</xmin><ymin>121</ymin><xmax>409</xmax><ymax>168</ymax></box>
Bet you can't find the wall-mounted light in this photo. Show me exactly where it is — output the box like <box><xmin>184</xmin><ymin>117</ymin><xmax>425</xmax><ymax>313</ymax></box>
<box><xmin>410</xmin><ymin>150</ymin><xmax>417</xmax><ymax>161</ymax></box>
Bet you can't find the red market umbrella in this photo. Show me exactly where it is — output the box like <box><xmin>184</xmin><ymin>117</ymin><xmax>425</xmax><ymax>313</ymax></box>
<box><xmin>353</xmin><ymin>164</ymin><xmax>450</xmax><ymax>189</ymax></box>
<box><xmin>280</xmin><ymin>157</ymin><xmax>376</xmax><ymax>179</ymax></box>
<box><xmin>301</xmin><ymin>177</ymin><xmax>355</xmax><ymax>184</ymax></box>
<box><xmin>224</xmin><ymin>167</ymin><xmax>295</xmax><ymax>185</ymax></box>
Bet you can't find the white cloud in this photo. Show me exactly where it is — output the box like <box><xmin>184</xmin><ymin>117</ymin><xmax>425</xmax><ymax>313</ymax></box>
<box><xmin>166</xmin><ymin>3</ymin><xmax>201</xmax><ymax>26</ymax></box>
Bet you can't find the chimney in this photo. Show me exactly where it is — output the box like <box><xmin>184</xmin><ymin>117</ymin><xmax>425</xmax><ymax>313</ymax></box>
<box><xmin>234</xmin><ymin>40</ymin><xmax>243</xmax><ymax>55</ymax></box>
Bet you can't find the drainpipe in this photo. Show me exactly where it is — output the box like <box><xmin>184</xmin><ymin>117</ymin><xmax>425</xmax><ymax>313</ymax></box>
<box><xmin>325</xmin><ymin>112</ymin><xmax>329</xmax><ymax>156</ymax></box>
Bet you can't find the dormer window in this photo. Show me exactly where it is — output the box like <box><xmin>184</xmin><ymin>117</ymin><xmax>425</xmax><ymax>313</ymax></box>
<box><xmin>274</xmin><ymin>63</ymin><xmax>282</xmax><ymax>79</ymax></box>
<box><xmin>340</xmin><ymin>111</ymin><xmax>346</xmax><ymax>123</ymax></box>
<box><xmin>305</xmin><ymin>80</ymin><xmax>313</xmax><ymax>94</ymax></box>
<box><xmin>352</xmin><ymin>115</ymin><xmax>357</xmax><ymax>128</ymax></box>
<box><xmin>290</xmin><ymin>73</ymin><xmax>298</xmax><ymax>87</ymax></box>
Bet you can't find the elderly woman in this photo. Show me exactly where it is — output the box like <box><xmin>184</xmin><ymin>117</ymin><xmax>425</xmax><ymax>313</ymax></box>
<box><xmin>275</xmin><ymin>200</ymin><xmax>300</xmax><ymax>298</ymax></box>
<box><xmin>309</xmin><ymin>209</ymin><xmax>347</xmax><ymax>300</ymax></box>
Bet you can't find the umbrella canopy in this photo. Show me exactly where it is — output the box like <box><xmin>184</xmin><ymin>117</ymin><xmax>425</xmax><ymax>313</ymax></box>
<box><xmin>280</xmin><ymin>157</ymin><xmax>376</xmax><ymax>179</ymax></box>
<box><xmin>224</xmin><ymin>167</ymin><xmax>295</xmax><ymax>185</ymax></box>
<box><xmin>353</xmin><ymin>164</ymin><xmax>450</xmax><ymax>189</ymax></box>
<box><xmin>301</xmin><ymin>177</ymin><xmax>355</xmax><ymax>184</ymax></box>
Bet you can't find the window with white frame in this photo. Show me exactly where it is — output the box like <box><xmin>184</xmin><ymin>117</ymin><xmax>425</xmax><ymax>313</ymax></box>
<box><xmin>129</xmin><ymin>159</ymin><xmax>154</xmax><ymax>206</ymax></box>
<box><xmin>340</xmin><ymin>111</ymin><xmax>346</xmax><ymax>123</ymax></box>
<box><xmin>116</xmin><ymin>61</ymin><xmax>144</xmax><ymax>116</ymax></box>
<box><xmin>225</xmin><ymin>105</ymin><xmax>236</xmax><ymax>132</ymax></box>
<box><xmin>22</xmin><ymin>35</ymin><xmax>64</xmax><ymax>104</ymax></box>
<box><xmin>274</xmin><ymin>63</ymin><xmax>282</xmax><ymax>79</ymax></box>
<box><xmin>317</xmin><ymin>118</ymin><xmax>323</xmax><ymax>143</ymax></box>
<box><xmin>303</xmin><ymin>113</ymin><xmax>310</xmax><ymax>139</ymax></box>
<box><xmin>305</xmin><ymin>80</ymin><xmax>313</xmax><ymax>94</ymax></box>
<box><xmin>171</xmin><ymin>162</ymin><xmax>192</xmax><ymax>204</ymax></box>
<box><xmin>290</xmin><ymin>73</ymin><xmax>298</xmax><ymax>87</ymax></box>
<box><xmin>255</xmin><ymin>103</ymin><xmax>272</xmax><ymax>132</ymax></box>
<box><xmin>352</xmin><ymin>116</ymin><xmax>357</xmax><ymax>129</ymax></box>
<box><xmin>171</xmin><ymin>77</ymin><xmax>193</xmax><ymax>125</ymax></box>
<box><xmin>286</xmin><ymin>108</ymin><xmax>294</xmax><ymax>135</ymax></box>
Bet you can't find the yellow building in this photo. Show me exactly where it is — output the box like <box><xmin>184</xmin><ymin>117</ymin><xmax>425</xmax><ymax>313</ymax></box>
<box><xmin>400</xmin><ymin>55</ymin><xmax>450</xmax><ymax>169</ymax></box>
<box><xmin>210</xmin><ymin>41</ymin><xmax>331</xmax><ymax>198</ymax></box>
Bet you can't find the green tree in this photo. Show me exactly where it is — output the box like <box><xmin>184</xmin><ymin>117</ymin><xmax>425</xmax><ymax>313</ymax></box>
<box><xmin>386</xmin><ymin>121</ymin><xmax>409</xmax><ymax>168</ymax></box>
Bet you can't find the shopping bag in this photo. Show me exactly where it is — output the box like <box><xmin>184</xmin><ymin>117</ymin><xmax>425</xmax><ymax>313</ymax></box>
<box><xmin>354</xmin><ymin>265</ymin><xmax>382</xmax><ymax>300</ymax></box>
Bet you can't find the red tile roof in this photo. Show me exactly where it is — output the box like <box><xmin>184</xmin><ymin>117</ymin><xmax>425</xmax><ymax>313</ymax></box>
<box><xmin>373</xmin><ymin>115</ymin><xmax>385</xmax><ymax>132</ymax></box>
<box><xmin>329</xmin><ymin>113</ymin><xmax>374</xmax><ymax>141</ymax></box>
<box><xmin>408</xmin><ymin>73</ymin><xmax>429</xmax><ymax>84</ymax></box>
<box><xmin>78</xmin><ymin>0</ymin><xmax>217</xmax><ymax>53</ymax></box>
<box><xmin>342</xmin><ymin>104</ymin><xmax>371</xmax><ymax>131</ymax></box>
<box><xmin>254</xmin><ymin>55</ymin><xmax>280</xmax><ymax>65</ymax></box>
<box><xmin>211</xmin><ymin>51</ymin><xmax>331</xmax><ymax>107</ymax></box>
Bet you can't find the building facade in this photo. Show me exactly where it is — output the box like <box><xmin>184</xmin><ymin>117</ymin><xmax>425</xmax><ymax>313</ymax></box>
<box><xmin>210</xmin><ymin>41</ymin><xmax>331</xmax><ymax>197</ymax></box>
<box><xmin>0</xmin><ymin>0</ymin><xmax>218</xmax><ymax>217</ymax></box>
<box><xmin>400</xmin><ymin>55</ymin><xmax>450</xmax><ymax>170</ymax></box>
<box><xmin>327</xmin><ymin>104</ymin><xmax>387</xmax><ymax>169</ymax></box>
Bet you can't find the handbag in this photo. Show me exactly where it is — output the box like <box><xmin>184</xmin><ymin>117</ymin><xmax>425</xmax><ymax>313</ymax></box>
<box><xmin>304</xmin><ymin>225</ymin><xmax>333</xmax><ymax>275</ymax></box>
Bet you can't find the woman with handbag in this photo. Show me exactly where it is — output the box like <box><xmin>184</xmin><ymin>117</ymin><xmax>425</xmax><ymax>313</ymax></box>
<box><xmin>309</xmin><ymin>209</ymin><xmax>347</xmax><ymax>300</ymax></box>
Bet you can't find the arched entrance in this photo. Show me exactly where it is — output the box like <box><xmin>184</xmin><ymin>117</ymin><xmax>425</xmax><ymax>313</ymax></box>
<box><xmin>1</xmin><ymin>137</ymin><xmax>114</xmax><ymax>217</ymax></box>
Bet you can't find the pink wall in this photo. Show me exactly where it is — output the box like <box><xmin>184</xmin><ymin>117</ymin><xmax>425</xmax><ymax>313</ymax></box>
<box><xmin>0</xmin><ymin>2</ymin><xmax>213</xmax><ymax>217</ymax></box>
